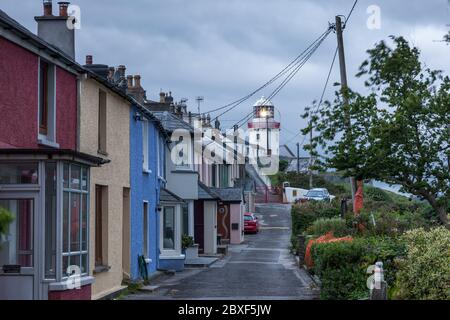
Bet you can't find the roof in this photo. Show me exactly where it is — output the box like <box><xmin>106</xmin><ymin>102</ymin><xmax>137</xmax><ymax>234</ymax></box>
<box><xmin>0</xmin><ymin>10</ymin><xmax>168</xmax><ymax>140</ymax></box>
<box><xmin>210</xmin><ymin>187</ymin><xmax>243</xmax><ymax>203</ymax></box>
<box><xmin>198</xmin><ymin>181</ymin><xmax>220</xmax><ymax>200</ymax></box>
<box><xmin>152</xmin><ymin>111</ymin><xmax>194</xmax><ymax>134</ymax></box>
<box><xmin>286</xmin><ymin>158</ymin><xmax>312</xmax><ymax>173</ymax></box>
<box><xmin>0</xmin><ymin>10</ymin><xmax>85</xmax><ymax>73</ymax></box>
<box><xmin>280</xmin><ymin>145</ymin><xmax>296</xmax><ymax>159</ymax></box>
<box><xmin>253</xmin><ymin>96</ymin><xmax>274</xmax><ymax>107</ymax></box>
<box><xmin>0</xmin><ymin>148</ymin><xmax>109</xmax><ymax>166</ymax></box>
<box><xmin>159</xmin><ymin>188</ymin><xmax>185</xmax><ymax>203</ymax></box>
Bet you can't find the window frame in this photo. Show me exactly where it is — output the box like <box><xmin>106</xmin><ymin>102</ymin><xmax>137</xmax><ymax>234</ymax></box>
<box><xmin>38</xmin><ymin>58</ymin><xmax>57</xmax><ymax>146</ymax></box>
<box><xmin>98</xmin><ymin>90</ymin><xmax>107</xmax><ymax>155</ymax></box>
<box><xmin>142</xmin><ymin>120</ymin><xmax>150</xmax><ymax>173</ymax></box>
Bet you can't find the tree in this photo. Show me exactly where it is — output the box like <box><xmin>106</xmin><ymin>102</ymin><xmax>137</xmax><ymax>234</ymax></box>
<box><xmin>0</xmin><ymin>207</ymin><xmax>14</xmax><ymax>238</ymax></box>
<box><xmin>303</xmin><ymin>37</ymin><xmax>450</xmax><ymax>227</ymax></box>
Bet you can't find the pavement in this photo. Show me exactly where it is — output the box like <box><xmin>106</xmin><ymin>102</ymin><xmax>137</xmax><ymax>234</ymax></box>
<box><xmin>123</xmin><ymin>203</ymin><xmax>319</xmax><ymax>300</ymax></box>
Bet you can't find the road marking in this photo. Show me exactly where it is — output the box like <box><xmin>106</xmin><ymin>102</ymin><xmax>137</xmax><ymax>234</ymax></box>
<box><xmin>260</xmin><ymin>227</ymin><xmax>290</xmax><ymax>230</ymax></box>
<box><xmin>270</xmin><ymin>214</ymin><xmax>278</xmax><ymax>217</ymax></box>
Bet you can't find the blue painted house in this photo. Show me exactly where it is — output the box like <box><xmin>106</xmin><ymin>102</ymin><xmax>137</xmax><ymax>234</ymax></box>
<box><xmin>127</xmin><ymin>77</ymin><xmax>168</xmax><ymax>280</ymax></box>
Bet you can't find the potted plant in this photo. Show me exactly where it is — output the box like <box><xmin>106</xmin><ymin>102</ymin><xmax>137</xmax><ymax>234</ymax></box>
<box><xmin>182</xmin><ymin>234</ymin><xmax>198</xmax><ymax>259</ymax></box>
<box><xmin>0</xmin><ymin>207</ymin><xmax>14</xmax><ymax>244</ymax></box>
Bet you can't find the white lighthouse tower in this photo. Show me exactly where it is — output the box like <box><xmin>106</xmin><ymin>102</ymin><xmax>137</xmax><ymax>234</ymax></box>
<box><xmin>247</xmin><ymin>97</ymin><xmax>280</xmax><ymax>174</ymax></box>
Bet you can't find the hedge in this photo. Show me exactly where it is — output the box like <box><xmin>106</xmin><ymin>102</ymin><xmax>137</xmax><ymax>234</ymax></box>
<box><xmin>311</xmin><ymin>236</ymin><xmax>406</xmax><ymax>300</ymax></box>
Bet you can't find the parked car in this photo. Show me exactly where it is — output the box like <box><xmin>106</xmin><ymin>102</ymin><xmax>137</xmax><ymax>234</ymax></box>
<box><xmin>297</xmin><ymin>188</ymin><xmax>334</xmax><ymax>203</ymax></box>
<box><xmin>244</xmin><ymin>213</ymin><xmax>259</xmax><ymax>233</ymax></box>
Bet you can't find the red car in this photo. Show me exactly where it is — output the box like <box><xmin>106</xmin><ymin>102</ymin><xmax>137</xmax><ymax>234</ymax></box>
<box><xmin>244</xmin><ymin>213</ymin><xmax>259</xmax><ymax>233</ymax></box>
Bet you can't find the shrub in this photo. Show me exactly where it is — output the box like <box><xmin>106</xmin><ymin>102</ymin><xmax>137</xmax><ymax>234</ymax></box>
<box><xmin>291</xmin><ymin>201</ymin><xmax>341</xmax><ymax>251</ymax></box>
<box><xmin>311</xmin><ymin>236</ymin><xmax>406</xmax><ymax>300</ymax></box>
<box><xmin>364</xmin><ymin>186</ymin><xmax>392</xmax><ymax>202</ymax></box>
<box><xmin>306</xmin><ymin>218</ymin><xmax>351</xmax><ymax>238</ymax></box>
<box><xmin>392</xmin><ymin>227</ymin><xmax>450</xmax><ymax>300</ymax></box>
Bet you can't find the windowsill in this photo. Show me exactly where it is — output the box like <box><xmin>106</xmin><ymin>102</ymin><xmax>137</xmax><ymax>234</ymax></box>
<box><xmin>158</xmin><ymin>176</ymin><xmax>167</xmax><ymax>183</ymax></box>
<box><xmin>48</xmin><ymin>276</ymin><xmax>95</xmax><ymax>291</ymax></box>
<box><xmin>143</xmin><ymin>168</ymin><xmax>151</xmax><ymax>174</ymax></box>
<box><xmin>97</xmin><ymin>150</ymin><xmax>108</xmax><ymax>157</ymax></box>
<box><xmin>159</xmin><ymin>253</ymin><xmax>185</xmax><ymax>260</ymax></box>
<box><xmin>93</xmin><ymin>265</ymin><xmax>111</xmax><ymax>274</ymax></box>
<box><xmin>38</xmin><ymin>136</ymin><xmax>59</xmax><ymax>149</ymax></box>
<box><xmin>171</xmin><ymin>169</ymin><xmax>197</xmax><ymax>174</ymax></box>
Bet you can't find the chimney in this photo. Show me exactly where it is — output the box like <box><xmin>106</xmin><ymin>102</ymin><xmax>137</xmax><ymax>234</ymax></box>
<box><xmin>134</xmin><ymin>75</ymin><xmax>141</xmax><ymax>88</ymax></box>
<box><xmin>35</xmin><ymin>1</ymin><xmax>75</xmax><ymax>59</ymax></box>
<box><xmin>118</xmin><ymin>65</ymin><xmax>126</xmax><ymax>77</ymax></box>
<box><xmin>85</xmin><ymin>55</ymin><xmax>93</xmax><ymax>65</ymax></box>
<box><xmin>43</xmin><ymin>0</ymin><xmax>53</xmax><ymax>16</ymax></box>
<box><xmin>58</xmin><ymin>1</ymin><xmax>70</xmax><ymax>17</ymax></box>
<box><xmin>107</xmin><ymin>67</ymin><xmax>115</xmax><ymax>82</ymax></box>
<box><xmin>160</xmin><ymin>92</ymin><xmax>166</xmax><ymax>103</ymax></box>
<box><xmin>127</xmin><ymin>75</ymin><xmax>133</xmax><ymax>89</ymax></box>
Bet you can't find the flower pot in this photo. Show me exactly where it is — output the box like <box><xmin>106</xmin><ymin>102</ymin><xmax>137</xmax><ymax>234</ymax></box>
<box><xmin>185</xmin><ymin>244</ymin><xmax>199</xmax><ymax>260</ymax></box>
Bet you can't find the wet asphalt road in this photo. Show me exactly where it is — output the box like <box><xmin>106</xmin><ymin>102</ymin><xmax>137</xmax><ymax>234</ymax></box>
<box><xmin>124</xmin><ymin>203</ymin><xmax>319</xmax><ymax>300</ymax></box>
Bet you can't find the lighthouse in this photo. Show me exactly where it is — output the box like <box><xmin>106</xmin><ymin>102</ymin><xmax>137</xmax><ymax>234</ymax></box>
<box><xmin>247</xmin><ymin>97</ymin><xmax>280</xmax><ymax>170</ymax></box>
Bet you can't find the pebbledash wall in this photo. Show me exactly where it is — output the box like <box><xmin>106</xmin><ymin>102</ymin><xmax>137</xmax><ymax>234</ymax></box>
<box><xmin>79</xmin><ymin>77</ymin><xmax>131</xmax><ymax>299</ymax></box>
<box><xmin>0</xmin><ymin>37</ymin><xmax>76</xmax><ymax>149</ymax></box>
<box><xmin>129</xmin><ymin>104</ymin><xmax>164</xmax><ymax>281</ymax></box>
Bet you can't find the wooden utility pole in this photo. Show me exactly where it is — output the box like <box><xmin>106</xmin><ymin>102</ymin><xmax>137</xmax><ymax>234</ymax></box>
<box><xmin>296</xmin><ymin>142</ymin><xmax>300</xmax><ymax>173</ymax></box>
<box><xmin>335</xmin><ymin>15</ymin><xmax>357</xmax><ymax>204</ymax></box>
<box><xmin>309</xmin><ymin>119</ymin><xmax>313</xmax><ymax>189</ymax></box>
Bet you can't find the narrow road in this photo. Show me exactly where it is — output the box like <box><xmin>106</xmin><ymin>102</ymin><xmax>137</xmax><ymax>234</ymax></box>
<box><xmin>124</xmin><ymin>203</ymin><xmax>319</xmax><ymax>300</ymax></box>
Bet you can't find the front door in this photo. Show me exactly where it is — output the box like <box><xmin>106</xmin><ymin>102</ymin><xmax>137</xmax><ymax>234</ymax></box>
<box><xmin>194</xmin><ymin>200</ymin><xmax>204</xmax><ymax>253</ymax></box>
<box><xmin>0</xmin><ymin>194</ymin><xmax>39</xmax><ymax>300</ymax></box>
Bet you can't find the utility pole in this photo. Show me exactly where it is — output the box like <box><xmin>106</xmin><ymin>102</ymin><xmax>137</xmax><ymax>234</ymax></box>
<box><xmin>196</xmin><ymin>96</ymin><xmax>204</xmax><ymax>115</ymax></box>
<box><xmin>335</xmin><ymin>15</ymin><xmax>357</xmax><ymax>205</ymax></box>
<box><xmin>296</xmin><ymin>142</ymin><xmax>300</xmax><ymax>173</ymax></box>
<box><xmin>309</xmin><ymin>118</ymin><xmax>313</xmax><ymax>189</ymax></box>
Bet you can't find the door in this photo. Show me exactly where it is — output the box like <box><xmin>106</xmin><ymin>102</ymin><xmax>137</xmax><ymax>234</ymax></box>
<box><xmin>0</xmin><ymin>194</ymin><xmax>39</xmax><ymax>300</ymax></box>
<box><xmin>194</xmin><ymin>200</ymin><xmax>204</xmax><ymax>253</ymax></box>
<box><xmin>122</xmin><ymin>188</ymin><xmax>130</xmax><ymax>278</ymax></box>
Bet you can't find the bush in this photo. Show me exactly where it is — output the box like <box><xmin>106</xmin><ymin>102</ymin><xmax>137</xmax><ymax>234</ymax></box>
<box><xmin>358</xmin><ymin>210</ymin><xmax>429</xmax><ymax>237</ymax></box>
<box><xmin>311</xmin><ymin>236</ymin><xmax>406</xmax><ymax>300</ymax></box>
<box><xmin>291</xmin><ymin>201</ymin><xmax>341</xmax><ymax>251</ymax></box>
<box><xmin>392</xmin><ymin>227</ymin><xmax>450</xmax><ymax>300</ymax></box>
<box><xmin>364</xmin><ymin>186</ymin><xmax>392</xmax><ymax>202</ymax></box>
<box><xmin>306</xmin><ymin>218</ymin><xmax>351</xmax><ymax>238</ymax></box>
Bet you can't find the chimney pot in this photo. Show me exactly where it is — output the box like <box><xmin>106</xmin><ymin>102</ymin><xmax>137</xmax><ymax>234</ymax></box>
<box><xmin>127</xmin><ymin>75</ymin><xmax>133</xmax><ymax>88</ymax></box>
<box><xmin>43</xmin><ymin>0</ymin><xmax>53</xmax><ymax>16</ymax></box>
<box><xmin>58</xmin><ymin>2</ymin><xmax>70</xmax><ymax>17</ymax></box>
<box><xmin>118</xmin><ymin>65</ymin><xmax>126</xmax><ymax>77</ymax></box>
<box><xmin>85</xmin><ymin>55</ymin><xmax>93</xmax><ymax>65</ymax></box>
<box><xmin>134</xmin><ymin>75</ymin><xmax>141</xmax><ymax>88</ymax></box>
<box><xmin>107</xmin><ymin>67</ymin><xmax>115</xmax><ymax>82</ymax></box>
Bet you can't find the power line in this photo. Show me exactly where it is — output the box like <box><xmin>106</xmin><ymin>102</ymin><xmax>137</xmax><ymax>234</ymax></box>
<box><xmin>201</xmin><ymin>27</ymin><xmax>333</xmax><ymax>119</ymax></box>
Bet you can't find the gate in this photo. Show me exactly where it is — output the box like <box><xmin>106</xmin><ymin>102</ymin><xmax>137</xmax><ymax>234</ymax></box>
<box><xmin>255</xmin><ymin>186</ymin><xmax>284</xmax><ymax>203</ymax></box>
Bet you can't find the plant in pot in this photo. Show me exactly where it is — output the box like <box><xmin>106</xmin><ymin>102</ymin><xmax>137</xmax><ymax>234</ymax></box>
<box><xmin>181</xmin><ymin>234</ymin><xmax>198</xmax><ymax>259</ymax></box>
<box><xmin>0</xmin><ymin>207</ymin><xmax>14</xmax><ymax>245</ymax></box>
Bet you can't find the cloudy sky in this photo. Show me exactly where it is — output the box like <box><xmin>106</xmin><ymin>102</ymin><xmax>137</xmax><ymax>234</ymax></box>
<box><xmin>2</xmin><ymin>0</ymin><xmax>449</xmax><ymax>156</ymax></box>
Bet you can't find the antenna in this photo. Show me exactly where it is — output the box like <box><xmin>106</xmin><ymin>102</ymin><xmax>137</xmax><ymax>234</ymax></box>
<box><xmin>196</xmin><ymin>96</ymin><xmax>204</xmax><ymax>115</ymax></box>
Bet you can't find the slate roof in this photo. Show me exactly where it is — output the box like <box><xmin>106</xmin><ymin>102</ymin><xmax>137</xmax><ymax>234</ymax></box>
<box><xmin>210</xmin><ymin>187</ymin><xmax>243</xmax><ymax>203</ymax></box>
<box><xmin>152</xmin><ymin>111</ymin><xmax>194</xmax><ymax>134</ymax></box>
<box><xmin>159</xmin><ymin>188</ymin><xmax>185</xmax><ymax>203</ymax></box>
<box><xmin>198</xmin><ymin>181</ymin><xmax>220</xmax><ymax>200</ymax></box>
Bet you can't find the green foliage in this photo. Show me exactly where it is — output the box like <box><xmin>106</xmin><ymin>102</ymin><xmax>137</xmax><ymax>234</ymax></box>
<box><xmin>392</xmin><ymin>227</ymin><xmax>450</xmax><ymax>300</ymax></box>
<box><xmin>364</xmin><ymin>186</ymin><xmax>392</xmax><ymax>202</ymax></box>
<box><xmin>0</xmin><ymin>207</ymin><xmax>14</xmax><ymax>237</ymax></box>
<box><xmin>279</xmin><ymin>159</ymin><xmax>289</xmax><ymax>173</ymax></box>
<box><xmin>303</xmin><ymin>36</ymin><xmax>450</xmax><ymax>226</ymax></box>
<box><xmin>311</xmin><ymin>237</ymin><xmax>406</xmax><ymax>300</ymax></box>
<box><xmin>290</xmin><ymin>201</ymin><xmax>341</xmax><ymax>251</ymax></box>
<box><xmin>306</xmin><ymin>217</ymin><xmax>351</xmax><ymax>238</ymax></box>
<box><xmin>182</xmin><ymin>234</ymin><xmax>194</xmax><ymax>250</ymax></box>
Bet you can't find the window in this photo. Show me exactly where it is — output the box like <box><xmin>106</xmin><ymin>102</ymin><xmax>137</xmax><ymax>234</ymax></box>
<box><xmin>94</xmin><ymin>185</ymin><xmax>108</xmax><ymax>268</ymax></box>
<box><xmin>0</xmin><ymin>162</ymin><xmax>38</xmax><ymax>184</ymax></box>
<box><xmin>38</xmin><ymin>59</ymin><xmax>56</xmax><ymax>143</ymax></box>
<box><xmin>219</xmin><ymin>165</ymin><xmax>230</xmax><ymax>188</ymax></box>
<box><xmin>98</xmin><ymin>90</ymin><xmax>107</xmax><ymax>154</ymax></box>
<box><xmin>0</xmin><ymin>199</ymin><xmax>34</xmax><ymax>268</ymax></box>
<box><xmin>163</xmin><ymin>206</ymin><xmax>175</xmax><ymax>250</ymax></box>
<box><xmin>211</xmin><ymin>164</ymin><xmax>217</xmax><ymax>187</ymax></box>
<box><xmin>143</xmin><ymin>202</ymin><xmax>148</xmax><ymax>256</ymax></box>
<box><xmin>142</xmin><ymin>120</ymin><xmax>149</xmax><ymax>172</ymax></box>
<box><xmin>62</xmin><ymin>163</ymin><xmax>89</xmax><ymax>277</ymax></box>
<box><xmin>181</xmin><ymin>203</ymin><xmax>189</xmax><ymax>237</ymax></box>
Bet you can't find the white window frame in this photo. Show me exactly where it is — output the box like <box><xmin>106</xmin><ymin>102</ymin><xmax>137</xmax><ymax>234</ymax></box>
<box><xmin>37</xmin><ymin>58</ymin><xmax>58</xmax><ymax>148</ymax></box>
<box><xmin>142</xmin><ymin>120</ymin><xmax>150</xmax><ymax>173</ymax></box>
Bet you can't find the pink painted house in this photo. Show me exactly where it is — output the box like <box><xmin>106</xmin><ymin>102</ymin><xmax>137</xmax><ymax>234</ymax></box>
<box><xmin>0</xmin><ymin>3</ymin><xmax>106</xmax><ymax>300</ymax></box>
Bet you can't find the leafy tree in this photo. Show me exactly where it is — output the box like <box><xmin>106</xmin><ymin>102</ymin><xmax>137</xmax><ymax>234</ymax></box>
<box><xmin>303</xmin><ymin>37</ymin><xmax>450</xmax><ymax>227</ymax></box>
<box><xmin>0</xmin><ymin>207</ymin><xmax>14</xmax><ymax>238</ymax></box>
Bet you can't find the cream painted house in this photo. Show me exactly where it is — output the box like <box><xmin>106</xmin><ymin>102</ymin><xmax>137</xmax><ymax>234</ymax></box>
<box><xmin>79</xmin><ymin>70</ymin><xmax>131</xmax><ymax>299</ymax></box>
